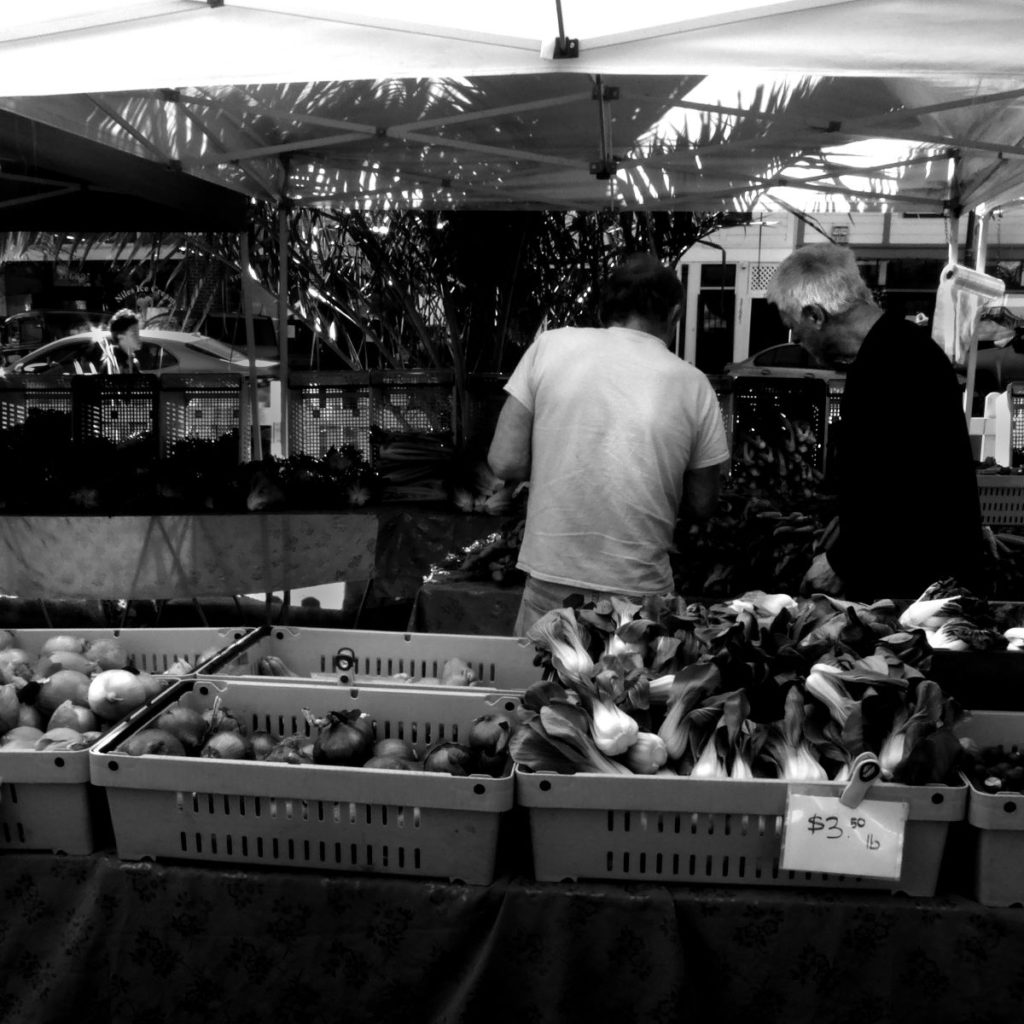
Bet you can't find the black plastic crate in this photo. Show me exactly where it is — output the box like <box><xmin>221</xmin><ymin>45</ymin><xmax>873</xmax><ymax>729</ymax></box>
<box><xmin>159</xmin><ymin>374</ymin><xmax>245</xmax><ymax>457</ymax></box>
<box><xmin>0</xmin><ymin>378</ymin><xmax>73</xmax><ymax>434</ymax></box>
<box><xmin>1009</xmin><ymin>381</ymin><xmax>1024</xmax><ymax>467</ymax></box>
<box><xmin>72</xmin><ymin>375</ymin><xmax>157</xmax><ymax>447</ymax></box>
<box><xmin>288</xmin><ymin>371</ymin><xmax>372</xmax><ymax>462</ymax></box>
<box><xmin>731</xmin><ymin>377</ymin><xmax>828</xmax><ymax>471</ymax></box>
<box><xmin>370</xmin><ymin>369</ymin><xmax>454</xmax><ymax>436</ymax></box>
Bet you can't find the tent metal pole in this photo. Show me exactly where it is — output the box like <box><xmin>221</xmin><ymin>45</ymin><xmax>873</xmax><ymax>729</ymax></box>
<box><xmin>240</xmin><ymin>230</ymin><xmax>264</xmax><ymax>462</ymax></box>
<box><xmin>277</xmin><ymin>200</ymin><xmax>290</xmax><ymax>457</ymax></box>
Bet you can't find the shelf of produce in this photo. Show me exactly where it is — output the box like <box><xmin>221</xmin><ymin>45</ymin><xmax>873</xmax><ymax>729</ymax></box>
<box><xmin>90</xmin><ymin>677</ymin><xmax>521</xmax><ymax>884</ymax></box>
<box><xmin>515</xmin><ymin>768</ymin><xmax>965</xmax><ymax>896</ymax></box>
<box><xmin>0</xmin><ymin>626</ymin><xmax>251</xmax><ymax>854</ymax></box>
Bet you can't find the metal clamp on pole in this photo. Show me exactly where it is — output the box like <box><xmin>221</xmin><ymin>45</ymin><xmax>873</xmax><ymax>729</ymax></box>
<box><xmin>839</xmin><ymin>751</ymin><xmax>881</xmax><ymax>808</ymax></box>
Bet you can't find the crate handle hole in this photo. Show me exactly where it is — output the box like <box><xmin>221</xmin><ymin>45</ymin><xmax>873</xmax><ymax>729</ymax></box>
<box><xmin>539</xmin><ymin>779</ymin><xmax>551</xmax><ymax>792</ymax></box>
<box><xmin>473</xmin><ymin>783</ymin><xmax>486</xmax><ymax>795</ymax></box>
<box><xmin>930</xmin><ymin>793</ymin><xmax>945</xmax><ymax>805</ymax></box>
<box><xmin>107</xmin><ymin>760</ymin><xmax>120</xmax><ymax>771</ymax></box>
<box><xmin>54</xmin><ymin>756</ymin><xmax>65</xmax><ymax>768</ymax></box>
<box><xmin>1004</xmin><ymin>800</ymin><xmax>1018</xmax><ymax>813</ymax></box>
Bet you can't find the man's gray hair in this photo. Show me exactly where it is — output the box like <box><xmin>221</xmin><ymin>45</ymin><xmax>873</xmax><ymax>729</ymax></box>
<box><xmin>766</xmin><ymin>242</ymin><xmax>874</xmax><ymax>320</ymax></box>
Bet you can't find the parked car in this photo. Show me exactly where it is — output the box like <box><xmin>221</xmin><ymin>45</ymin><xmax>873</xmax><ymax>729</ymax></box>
<box><xmin>725</xmin><ymin>343</ymin><xmax>843</xmax><ymax>382</ymax></box>
<box><xmin>1</xmin><ymin>309</ymin><xmax>109</xmax><ymax>363</ymax></box>
<box><xmin>1</xmin><ymin>328</ymin><xmax>280</xmax><ymax>378</ymax></box>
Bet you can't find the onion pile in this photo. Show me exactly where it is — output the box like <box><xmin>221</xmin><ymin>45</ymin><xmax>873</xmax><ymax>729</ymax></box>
<box><xmin>120</xmin><ymin>701</ymin><xmax>515</xmax><ymax>777</ymax></box>
<box><xmin>0</xmin><ymin>631</ymin><xmax>193</xmax><ymax>753</ymax></box>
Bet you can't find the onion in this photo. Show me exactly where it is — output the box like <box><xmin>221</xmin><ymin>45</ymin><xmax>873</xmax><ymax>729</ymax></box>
<box><xmin>136</xmin><ymin>672</ymin><xmax>166</xmax><ymax>700</ymax></box>
<box><xmin>1</xmin><ymin>725</ymin><xmax>44</xmax><ymax>747</ymax></box>
<box><xmin>36</xmin><ymin>651</ymin><xmax>95</xmax><ymax>677</ymax></box>
<box><xmin>0</xmin><ymin>648</ymin><xmax>34</xmax><ymax>683</ymax></box>
<box><xmin>422</xmin><ymin>741</ymin><xmax>477</xmax><ymax>776</ymax></box>
<box><xmin>372</xmin><ymin>737</ymin><xmax>416</xmax><ymax>761</ymax></box>
<box><xmin>47</xmin><ymin>700</ymin><xmax>99</xmax><ymax>734</ymax></box>
<box><xmin>310</xmin><ymin>710</ymin><xmax>373</xmax><ymax>765</ymax></box>
<box><xmin>87</xmin><ymin>669</ymin><xmax>149</xmax><ymax>722</ymax></box>
<box><xmin>264</xmin><ymin>735</ymin><xmax>314</xmax><ymax>763</ymax></box>
<box><xmin>153</xmin><ymin>705</ymin><xmax>208</xmax><ymax>752</ymax></box>
<box><xmin>200</xmin><ymin>731</ymin><xmax>253</xmax><ymax>760</ymax></box>
<box><xmin>38</xmin><ymin>670</ymin><xmax>92</xmax><ymax>713</ymax></box>
<box><xmin>85</xmin><ymin>638</ymin><xmax>129</xmax><ymax>671</ymax></box>
<box><xmin>17</xmin><ymin>703</ymin><xmax>44</xmax><ymax>730</ymax></box>
<box><xmin>117</xmin><ymin>728</ymin><xmax>186</xmax><ymax>756</ymax></box>
<box><xmin>250</xmin><ymin>730</ymin><xmax>279</xmax><ymax>760</ymax></box>
<box><xmin>202</xmin><ymin>705</ymin><xmax>245</xmax><ymax>734</ymax></box>
<box><xmin>362</xmin><ymin>754</ymin><xmax>413</xmax><ymax>771</ymax></box>
<box><xmin>41</xmin><ymin>635</ymin><xmax>87</xmax><ymax>655</ymax></box>
<box><xmin>35</xmin><ymin>727</ymin><xmax>88</xmax><ymax>751</ymax></box>
<box><xmin>0</xmin><ymin>682</ymin><xmax>20</xmax><ymax>732</ymax></box>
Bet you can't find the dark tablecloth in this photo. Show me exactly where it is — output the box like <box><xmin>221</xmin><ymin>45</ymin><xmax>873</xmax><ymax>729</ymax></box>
<box><xmin>410</xmin><ymin>580</ymin><xmax>523</xmax><ymax>635</ymax></box>
<box><xmin>3</xmin><ymin>845</ymin><xmax>1024</xmax><ymax>1024</ymax></box>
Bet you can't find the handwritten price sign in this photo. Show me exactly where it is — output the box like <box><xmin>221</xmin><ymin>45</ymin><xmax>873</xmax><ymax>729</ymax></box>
<box><xmin>781</xmin><ymin>792</ymin><xmax>909</xmax><ymax>880</ymax></box>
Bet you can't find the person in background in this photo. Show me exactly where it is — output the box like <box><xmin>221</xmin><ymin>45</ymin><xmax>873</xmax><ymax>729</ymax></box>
<box><xmin>766</xmin><ymin>242</ymin><xmax>984</xmax><ymax>601</ymax></box>
<box><xmin>77</xmin><ymin>308</ymin><xmax>142</xmax><ymax>374</ymax></box>
<box><xmin>488</xmin><ymin>253</ymin><xmax>731</xmax><ymax>636</ymax></box>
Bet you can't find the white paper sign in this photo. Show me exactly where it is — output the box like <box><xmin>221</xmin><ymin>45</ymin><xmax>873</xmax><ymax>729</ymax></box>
<box><xmin>781</xmin><ymin>792</ymin><xmax>909</xmax><ymax>880</ymax></box>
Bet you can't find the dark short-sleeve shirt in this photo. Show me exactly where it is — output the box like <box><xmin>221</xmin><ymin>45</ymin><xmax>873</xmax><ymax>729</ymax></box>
<box><xmin>826</xmin><ymin>312</ymin><xmax>984</xmax><ymax>600</ymax></box>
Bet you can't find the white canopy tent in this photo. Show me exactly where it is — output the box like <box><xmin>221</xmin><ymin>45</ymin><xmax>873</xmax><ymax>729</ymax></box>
<box><xmin>0</xmin><ymin>0</ymin><xmax>1022</xmax><ymax>216</ymax></box>
<box><xmin>2</xmin><ymin>0</ymin><xmax>1023</xmax><ymax>454</ymax></box>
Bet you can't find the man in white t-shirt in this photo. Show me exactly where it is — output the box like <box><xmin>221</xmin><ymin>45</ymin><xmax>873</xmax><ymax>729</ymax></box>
<box><xmin>488</xmin><ymin>253</ymin><xmax>731</xmax><ymax>635</ymax></box>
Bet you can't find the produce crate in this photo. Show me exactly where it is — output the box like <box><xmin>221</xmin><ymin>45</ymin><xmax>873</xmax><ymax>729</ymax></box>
<box><xmin>976</xmin><ymin>473</ymin><xmax>1024</xmax><ymax>527</ymax></box>
<box><xmin>1009</xmin><ymin>381</ymin><xmax>1024</xmax><ymax>467</ymax></box>
<box><xmin>219</xmin><ymin>625</ymin><xmax>538</xmax><ymax>691</ymax></box>
<box><xmin>72</xmin><ymin>374</ymin><xmax>157</xmax><ymax>447</ymax></box>
<box><xmin>0</xmin><ymin>378</ymin><xmax>73</xmax><ymax>434</ymax></box>
<box><xmin>159</xmin><ymin>373</ymin><xmax>248</xmax><ymax>458</ymax></box>
<box><xmin>6</xmin><ymin>625</ymin><xmax>254</xmax><ymax>676</ymax></box>
<box><xmin>0</xmin><ymin>626</ymin><xmax>251</xmax><ymax>855</ymax></box>
<box><xmin>370</xmin><ymin>369</ymin><xmax>454</xmax><ymax>437</ymax></box>
<box><xmin>515</xmin><ymin>769</ymin><xmax>964</xmax><ymax>896</ymax></box>
<box><xmin>288</xmin><ymin>371</ymin><xmax>373</xmax><ymax>462</ymax></box>
<box><xmin>954</xmin><ymin>710</ymin><xmax>1024</xmax><ymax>906</ymax></box>
<box><xmin>0</xmin><ymin>745</ymin><xmax>105</xmax><ymax>855</ymax></box>
<box><xmin>731</xmin><ymin>377</ymin><xmax>829</xmax><ymax>471</ymax></box>
<box><xmin>90</xmin><ymin>678</ymin><xmax>520</xmax><ymax>883</ymax></box>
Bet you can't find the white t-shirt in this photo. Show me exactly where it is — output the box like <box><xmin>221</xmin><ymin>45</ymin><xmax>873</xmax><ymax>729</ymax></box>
<box><xmin>505</xmin><ymin>325</ymin><xmax>730</xmax><ymax>594</ymax></box>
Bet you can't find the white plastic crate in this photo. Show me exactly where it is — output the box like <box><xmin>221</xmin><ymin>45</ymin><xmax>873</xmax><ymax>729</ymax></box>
<box><xmin>90</xmin><ymin>678</ymin><xmax>520</xmax><ymax>884</ymax></box>
<box><xmin>0</xmin><ymin>626</ymin><xmax>252</xmax><ymax>855</ymax></box>
<box><xmin>515</xmin><ymin>768</ymin><xmax>965</xmax><ymax>896</ymax></box>
<box><xmin>955</xmin><ymin>710</ymin><xmax>1024</xmax><ymax>907</ymax></box>
<box><xmin>224</xmin><ymin>626</ymin><xmax>539</xmax><ymax>691</ymax></box>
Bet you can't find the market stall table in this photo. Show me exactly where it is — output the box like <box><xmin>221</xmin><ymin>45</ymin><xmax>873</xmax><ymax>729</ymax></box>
<box><xmin>3</xmin><ymin>845</ymin><xmax>1024</xmax><ymax>1024</ymax></box>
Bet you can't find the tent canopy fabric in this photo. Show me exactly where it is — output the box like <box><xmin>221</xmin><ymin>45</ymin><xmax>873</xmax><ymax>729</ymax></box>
<box><xmin>0</xmin><ymin>1</ymin><xmax>1023</xmax><ymax>216</ymax></box>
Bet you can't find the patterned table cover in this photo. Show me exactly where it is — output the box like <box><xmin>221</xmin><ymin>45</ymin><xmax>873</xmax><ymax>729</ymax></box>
<box><xmin>0</xmin><ymin>513</ymin><xmax>378</xmax><ymax>600</ymax></box>
<box><xmin>2</xmin><ymin>846</ymin><xmax>1023</xmax><ymax>1024</ymax></box>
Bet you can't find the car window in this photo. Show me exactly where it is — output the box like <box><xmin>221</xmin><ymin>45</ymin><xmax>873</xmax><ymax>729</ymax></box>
<box><xmin>137</xmin><ymin>342</ymin><xmax>178</xmax><ymax>371</ymax></box>
<box><xmin>754</xmin><ymin>344</ymin><xmax>813</xmax><ymax>368</ymax></box>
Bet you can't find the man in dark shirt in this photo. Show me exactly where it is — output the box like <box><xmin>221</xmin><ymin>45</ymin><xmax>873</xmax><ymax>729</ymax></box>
<box><xmin>767</xmin><ymin>243</ymin><xmax>984</xmax><ymax>601</ymax></box>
